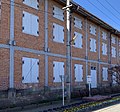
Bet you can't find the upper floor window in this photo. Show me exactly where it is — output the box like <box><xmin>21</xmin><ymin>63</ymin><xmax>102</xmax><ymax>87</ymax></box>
<box><xmin>22</xmin><ymin>57</ymin><xmax>39</xmax><ymax>83</ymax></box>
<box><xmin>74</xmin><ymin>32</ymin><xmax>83</xmax><ymax>48</ymax></box>
<box><xmin>102</xmin><ymin>43</ymin><xmax>107</xmax><ymax>55</ymax></box>
<box><xmin>102</xmin><ymin>31</ymin><xmax>107</xmax><ymax>40</ymax></box>
<box><xmin>53</xmin><ymin>23</ymin><xmax>64</xmax><ymax>43</ymax></box>
<box><xmin>23</xmin><ymin>0</ymin><xmax>39</xmax><ymax>9</ymax></box>
<box><xmin>53</xmin><ymin>6</ymin><xmax>64</xmax><ymax>21</ymax></box>
<box><xmin>53</xmin><ymin>61</ymin><xmax>64</xmax><ymax>82</ymax></box>
<box><xmin>111</xmin><ymin>36</ymin><xmax>116</xmax><ymax>44</ymax></box>
<box><xmin>90</xmin><ymin>24</ymin><xmax>96</xmax><ymax>35</ymax></box>
<box><xmin>119</xmin><ymin>40</ymin><xmax>120</xmax><ymax>46</ymax></box>
<box><xmin>111</xmin><ymin>46</ymin><xmax>116</xmax><ymax>58</ymax></box>
<box><xmin>22</xmin><ymin>11</ymin><xmax>39</xmax><ymax>36</ymax></box>
<box><xmin>90</xmin><ymin>38</ymin><xmax>96</xmax><ymax>52</ymax></box>
<box><xmin>74</xmin><ymin>17</ymin><xmax>82</xmax><ymax>29</ymax></box>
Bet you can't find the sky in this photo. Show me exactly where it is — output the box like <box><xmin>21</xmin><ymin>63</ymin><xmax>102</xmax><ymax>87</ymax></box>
<box><xmin>73</xmin><ymin>0</ymin><xmax>120</xmax><ymax>31</ymax></box>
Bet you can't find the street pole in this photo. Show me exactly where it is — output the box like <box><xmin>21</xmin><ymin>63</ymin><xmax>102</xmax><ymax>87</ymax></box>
<box><xmin>66</xmin><ymin>0</ymin><xmax>71</xmax><ymax>101</ymax></box>
<box><xmin>62</xmin><ymin>0</ymin><xmax>72</xmax><ymax>102</ymax></box>
<box><xmin>60</xmin><ymin>75</ymin><xmax>65</xmax><ymax>106</ymax></box>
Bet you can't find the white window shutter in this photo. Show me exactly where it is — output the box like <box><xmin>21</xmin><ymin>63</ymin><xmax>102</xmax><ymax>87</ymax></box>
<box><xmin>114</xmin><ymin>48</ymin><xmax>116</xmax><ymax>57</ymax></box>
<box><xmin>111</xmin><ymin>36</ymin><xmax>116</xmax><ymax>44</ymax></box>
<box><xmin>112</xmin><ymin>47</ymin><xmax>116</xmax><ymax>57</ymax></box>
<box><xmin>22</xmin><ymin>57</ymin><xmax>31</xmax><ymax>83</ymax></box>
<box><xmin>102</xmin><ymin>67</ymin><xmax>108</xmax><ymax>81</ymax></box>
<box><xmin>90</xmin><ymin>38</ymin><xmax>96</xmax><ymax>52</ymax></box>
<box><xmin>102</xmin><ymin>43</ymin><xmax>107</xmax><ymax>55</ymax></box>
<box><xmin>59</xmin><ymin>62</ymin><xmax>64</xmax><ymax>76</ymax></box>
<box><xmin>102</xmin><ymin>31</ymin><xmax>107</xmax><ymax>40</ymax></box>
<box><xmin>31</xmin><ymin>58</ymin><xmax>39</xmax><ymax>83</ymax></box>
<box><xmin>53</xmin><ymin>6</ymin><xmax>64</xmax><ymax>21</ymax></box>
<box><xmin>53</xmin><ymin>61</ymin><xmax>64</xmax><ymax>82</ymax></box>
<box><xmin>74</xmin><ymin>64</ymin><xmax>78</xmax><ymax>81</ymax></box>
<box><xmin>23</xmin><ymin>0</ymin><xmax>39</xmax><ymax>9</ymax></box>
<box><xmin>53</xmin><ymin>23</ymin><xmax>64</xmax><ymax>43</ymax></box>
<box><xmin>90</xmin><ymin>25</ymin><xmax>96</xmax><ymax>35</ymax></box>
<box><xmin>31</xmin><ymin>0</ymin><xmax>39</xmax><ymax>9</ymax></box>
<box><xmin>53</xmin><ymin>61</ymin><xmax>60</xmax><ymax>82</ymax></box>
<box><xmin>22</xmin><ymin>11</ymin><xmax>39</xmax><ymax>36</ymax></box>
<box><xmin>74</xmin><ymin>32</ymin><xmax>82</xmax><ymax>48</ymax></box>
<box><xmin>75</xmin><ymin>64</ymin><xmax>83</xmax><ymax>82</ymax></box>
<box><xmin>74</xmin><ymin>17</ymin><xmax>82</xmax><ymax>29</ymax></box>
<box><xmin>105</xmin><ymin>44</ymin><xmax>107</xmax><ymax>55</ymax></box>
<box><xmin>79</xmin><ymin>65</ymin><xmax>83</xmax><ymax>81</ymax></box>
<box><xmin>22</xmin><ymin>57</ymin><xmax>39</xmax><ymax>83</ymax></box>
<box><xmin>94</xmin><ymin>39</ymin><xmax>96</xmax><ymax>52</ymax></box>
<box><xmin>78</xmin><ymin>33</ymin><xmax>83</xmax><ymax>48</ymax></box>
<box><xmin>22</xmin><ymin>11</ymin><xmax>31</xmax><ymax>34</ymax></box>
<box><xmin>53</xmin><ymin>61</ymin><xmax>58</xmax><ymax>82</ymax></box>
<box><xmin>31</xmin><ymin>15</ymin><xmax>39</xmax><ymax>36</ymax></box>
<box><xmin>58</xmin><ymin>25</ymin><xmax>64</xmax><ymax>43</ymax></box>
<box><xmin>23</xmin><ymin>0</ymin><xmax>31</xmax><ymax>6</ymax></box>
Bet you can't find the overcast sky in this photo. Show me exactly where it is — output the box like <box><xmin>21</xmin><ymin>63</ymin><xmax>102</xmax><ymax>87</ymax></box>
<box><xmin>73</xmin><ymin>0</ymin><xmax>120</xmax><ymax>31</ymax></box>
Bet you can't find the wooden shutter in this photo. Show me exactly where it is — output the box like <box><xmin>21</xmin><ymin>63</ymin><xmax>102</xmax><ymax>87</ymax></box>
<box><xmin>53</xmin><ymin>23</ymin><xmax>64</xmax><ymax>43</ymax></box>
<box><xmin>53</xmin><ymin>6</ymin><xmax>64</xmax><ymax>21</ymax></box>
<box><xmin>74</xmin><ymin>17</ymin><xmax>82</xmax><ymax>29</ymax></box>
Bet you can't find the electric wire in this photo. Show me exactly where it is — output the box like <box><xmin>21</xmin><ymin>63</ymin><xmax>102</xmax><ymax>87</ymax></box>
<box><xmin>96</xmin><ymin>0</ymin><xmax>120</xmax><ymax>22</ymax></box>
<box><xmin>86</xmin><ymin>0</ymin><xmax>120</xmax><ymax>27</ymax></box>
<box><xmin>104</xmin><ymin>0</ymin><xmax>120</xmax><ymax>16</ymax></box>
<box><xmin>1</xmin><ymin>0</ymin><xmax>120</xmax><ymax>29</ymax></box>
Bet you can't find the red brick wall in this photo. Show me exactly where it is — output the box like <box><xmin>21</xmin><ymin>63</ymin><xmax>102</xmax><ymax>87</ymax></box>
<box><xmin>0</xmin><ymin>0</ymin><xmax>119</xmax><ymax>91</ymax></box>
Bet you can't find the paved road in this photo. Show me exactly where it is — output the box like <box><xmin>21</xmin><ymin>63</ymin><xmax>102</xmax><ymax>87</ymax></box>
<box><xmin>93</xmin><ymin>103</ymin><xmax>120</xmax><ymax>112</ymax></box>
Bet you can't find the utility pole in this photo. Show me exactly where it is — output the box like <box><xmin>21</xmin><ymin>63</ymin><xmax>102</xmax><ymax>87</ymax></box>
<box><xmin>63</xmin><ymin>0</ymin><xmax>72</xmax><ymax>102</ymax></box>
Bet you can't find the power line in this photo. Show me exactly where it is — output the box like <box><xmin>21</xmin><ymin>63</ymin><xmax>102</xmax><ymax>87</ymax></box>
<box><xmin>86</xmin><ymin>0</ymin><xmax>120</xmax><ymax>27</ymax></box>
<box><xmin>2</xmin><ymin>0</ymin><xmax>120</xmax><ymax>30</ymax></box>
<box><xmin>96</xmin><ymin>0</ymin><xmax>120</xmax><ymax>22</ymax></box>
<box><xmin>104</xmin><ymin>0</ymin><xmax>120</xmax><ymax>16</ymax></box>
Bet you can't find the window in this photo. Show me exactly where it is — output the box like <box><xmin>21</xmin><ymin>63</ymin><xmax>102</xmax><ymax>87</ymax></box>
<box><xmin>53</xmin><ymin>61</ymin><xmax>64</xmax><ymax>82</ymax></box>
<box><xmin>53</xmin><ymin>6</ymin><xmax>64</xmax><ymax>21</ymax></box>
<box><xmin>74</xmin><ymin>64</ymin><xmax>83</xmax><ymax>82</ymax></box>
<box><xmin>74</xmin><ymin>17</ymin><xmax>82</xmax><ymax>29</ymax></box>
<box><xmin>102</xmin><ymin>31</ymin><xmax>107</xmax><ymax>40</ymax></box>
<box><xmin>111</xmin><ymin>36</ymin><xmax>116</xmax><ymax>44</ymax></box>
<box><xmin>111</xmin><ymin>46</ymin><xmax>116</xmax><ymax>57</ymax></box>
<box><xmin>90</xmin><ymin>25</ymin><xmax>96</xmax><ymax>35</ymax></box>
<box><xmin>90</xmin><ymin>38</ymin><xmax>96</xmax><ymax>52</ymax></box>
<box><xmin>22</xmin><ymin>11</ymin><xmax>39</xmax><ymax>36</ymax></box>
<box><xmin>23</xmin><ymin>0</ymin><xmax>39</xmax><ymax>9</ymax></box>
<box><xmin>53</xmin><ymin>23</ymin><xmax>64</xmax><ymax>43</ymax></box>
<box><xmin>102</xmin><ymin>67</ymin><xmax>108</xmax><ymax>81</ymax></box>
<box><xmin>119</xmin><ymin>40</ymin><xmax>120</xmax><ymax>46</ymax></box>
<box><xmin>102</xmin><ymin>43</ymin><xmax>107</xmax><ymax>55</ymax></box>
<box><xmin>22</xmin><ymin>57</ymin><xmax>39</xmax><ymax>83</ymax></box>
<box><xmin>74</xmin><ymin>32</ymin><xmax>83</xmax><ymax>48</ymax></box>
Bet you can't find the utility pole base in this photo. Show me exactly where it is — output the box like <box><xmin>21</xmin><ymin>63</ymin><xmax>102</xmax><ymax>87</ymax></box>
<box><xmin>8</xmin><ymin>88</ymin><xmax>16</xmax><ymax>98</ymax></box>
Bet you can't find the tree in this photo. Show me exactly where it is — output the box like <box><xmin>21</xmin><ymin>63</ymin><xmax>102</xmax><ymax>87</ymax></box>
<box><xmin>108</xmin><ymin>65</ymin><xmax>120</xmax><ymax>85</ymax></box>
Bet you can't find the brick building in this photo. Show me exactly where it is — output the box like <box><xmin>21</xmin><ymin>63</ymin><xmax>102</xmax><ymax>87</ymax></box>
<box><xmin>0</xmin><ymin>0</ymin><xmax>120</xmax><ymax>97</ymax></box>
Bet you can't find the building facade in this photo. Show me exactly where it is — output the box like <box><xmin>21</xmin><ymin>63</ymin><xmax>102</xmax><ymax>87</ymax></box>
<box><xmin>0</xmin><ymin>0</ymin><xmax>120</xmax><ymax>96</ymax></box>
